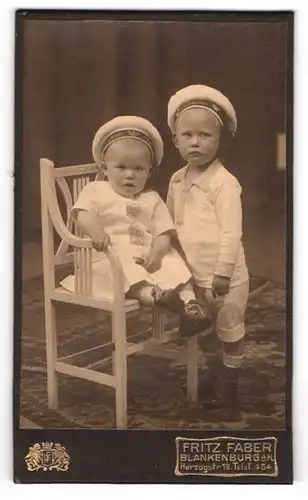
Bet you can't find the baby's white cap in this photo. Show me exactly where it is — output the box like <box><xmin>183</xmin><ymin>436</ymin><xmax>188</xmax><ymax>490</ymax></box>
<box><xmin>92</xmin><ymin>115</ymin><xmax>164</xmax><ymax>168</ymax></box>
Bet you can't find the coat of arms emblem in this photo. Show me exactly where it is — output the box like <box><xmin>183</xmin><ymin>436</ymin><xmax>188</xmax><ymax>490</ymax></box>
<box><xmin>25</xmin><ymin>442</ymin><xmax>70</xmax><ymax>471</ymax></box>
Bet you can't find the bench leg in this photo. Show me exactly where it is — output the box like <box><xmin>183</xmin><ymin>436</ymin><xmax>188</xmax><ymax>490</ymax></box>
<box><xmin>186</xmin><ymin>335</ymin><xmax>199</xmax><ymax>403</ymax></box>
<box><xmin>45</xmin><ymin>300</ymin><xmax>59</xmax><ymax>410</ymax></box>
<box><xmin>152</xmin><ymin>308</ymin><xmax>165</xmax><ymax>340</ymax></box>
<box><xmin>114</xmin><ymin>354</ymin><xmax>127</xmax><ymax>429</ymax></box>
<box><xmin>113</xmin><ymin>310</ymin><xmax>127</xmax><ymax>429</ymax></box>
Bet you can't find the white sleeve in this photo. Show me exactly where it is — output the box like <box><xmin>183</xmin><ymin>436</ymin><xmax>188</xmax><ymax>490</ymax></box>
<box><xmin>71</xmin><ymin>183</ymin><xmax>99</xmax><ymax>219</ymax></box>
<box><xmin>165</xmin><ymin>179</ymin><xmax>175</xmax><ymax>221</ymax></box>
<box><xmin>213</xmin><ymin>178</ymin><xmax>243</xmax><ymax>278</ymax></box>
<box><xmin>152</xmin><ymin>194</ymin><xmax>176</xmax><ymax>237</ymax></box>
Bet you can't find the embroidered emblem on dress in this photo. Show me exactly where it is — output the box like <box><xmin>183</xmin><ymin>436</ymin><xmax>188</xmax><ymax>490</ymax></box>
<box><xmin>129</xmin><ymin>222</ymin><xmax>146</xmax><ymax>245</ymax></box>
<box><xmin>126</xmin><ymin>202</ymin><xmax>148</xmax><ymax>245</ymax></box>
<box><xmin>126</xmin><ymin>203</ymin><xmax>141</xmax><ymax>217</ymax></box>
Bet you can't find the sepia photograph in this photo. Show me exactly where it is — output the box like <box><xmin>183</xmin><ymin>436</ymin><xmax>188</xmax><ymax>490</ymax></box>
<box><xmin>14</xmin><ymin>10</ymin><xmax>293</xmax><ymax>483</ymax></box>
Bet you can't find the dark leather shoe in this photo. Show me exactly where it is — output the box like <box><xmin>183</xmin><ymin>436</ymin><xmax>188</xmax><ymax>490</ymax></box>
<box><xmin>179</xmin><ymin>300</ymin><xmax>213</xmax><ymax>338</ymax></box>
<box><xmin>152</xmin><ymin>286</ymin><xmax>184</xmax><ymax>313</ymax></box>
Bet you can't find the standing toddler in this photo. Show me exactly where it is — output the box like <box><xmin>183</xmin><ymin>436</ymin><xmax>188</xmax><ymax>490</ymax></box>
<box><xmin>166</xmin><ymin>85</ymin><xmax>249</xmax><ymax>407</ymax></box>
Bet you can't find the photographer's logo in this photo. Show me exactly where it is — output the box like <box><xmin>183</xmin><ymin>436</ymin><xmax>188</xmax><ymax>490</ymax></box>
<box><xmin>25</xmin><ymin>442</ymin><xmax>70</xmax><ymax>471</ymax></box>
<box><xmin>175</xmin><ymin>436</ymin><xmax>278</xmax><ymax>477</ymax></box>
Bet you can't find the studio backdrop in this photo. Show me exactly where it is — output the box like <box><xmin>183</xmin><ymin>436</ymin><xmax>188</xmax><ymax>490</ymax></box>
<box><xmin>21</xmin><ymin>19</ymin><xmax>286</xmax><ymax>240</ymax></box>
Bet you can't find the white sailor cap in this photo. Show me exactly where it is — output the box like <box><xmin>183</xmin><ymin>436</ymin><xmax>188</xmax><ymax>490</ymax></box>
<box><xmin>92</xmin><ymin>115</ymin><xmax>164</xmax><ymax>169</ymax></box>
<box><xmin>167</xmin><ymin>84</ymin><xmax>237</xmax><ymax>136</ymax></box>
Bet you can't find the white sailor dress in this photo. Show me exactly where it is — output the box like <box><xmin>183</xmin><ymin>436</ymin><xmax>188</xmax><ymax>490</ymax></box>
<box><xmin>60</xmin><ymin>181</ymin><xmax>191</xmax><ymax>299</ymax></box>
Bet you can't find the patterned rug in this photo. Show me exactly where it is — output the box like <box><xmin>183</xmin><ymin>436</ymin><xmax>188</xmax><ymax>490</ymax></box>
<box><xmin>20</xmin><ymin>271</ymin><xmax>286</xmax><ymax>429</ymax></box>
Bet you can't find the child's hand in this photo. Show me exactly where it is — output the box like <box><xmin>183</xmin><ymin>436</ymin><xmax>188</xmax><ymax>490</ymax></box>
<box><xmin>211</xmin><ymin>275</ymin><xmax>231</xmax><ymax>298</ymax></box>
<box><xmin>139</xmin><ymin>249</ymin><xmax>162</xmax><ymax>273</ymax></box>
<box><xmin>91</xmin><ymin>230</ymin><xmax>111</xmax><ymax>252</ymax></box>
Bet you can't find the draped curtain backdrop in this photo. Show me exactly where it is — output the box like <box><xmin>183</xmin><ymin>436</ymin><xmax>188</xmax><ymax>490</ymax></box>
<box><xmin>22</xmin><ymin>20</ymin><xmax>287</xmax><ymax>239</ymax></box>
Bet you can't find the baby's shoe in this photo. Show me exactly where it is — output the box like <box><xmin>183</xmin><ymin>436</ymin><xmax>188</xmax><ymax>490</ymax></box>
<box><xmin>179</xmin><ymin>300</ymin><xmax>213</xmax><ymax>338</ymax></box>
<box><xmin>152</xmin><ymin>287</ymin><xmax>213</xmax><ymax>337</ymax></box>
<box><xmin>152</xmin><ymin>285</ymin><xmax>184</xmax><ymax>313</ymax></box>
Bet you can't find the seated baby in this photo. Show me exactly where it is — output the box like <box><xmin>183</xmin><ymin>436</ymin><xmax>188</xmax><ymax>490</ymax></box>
<box><xmin>61</xmin><ymin>115</ymin><xmax>212</xmax><ymax>336</ymax></box>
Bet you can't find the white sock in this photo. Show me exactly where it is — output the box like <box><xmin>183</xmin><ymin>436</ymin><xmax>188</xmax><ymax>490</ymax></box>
<box><xmin>223</xmin><ymin>351</ymin><xmax>244</xmax><ymax>369</ymax></box>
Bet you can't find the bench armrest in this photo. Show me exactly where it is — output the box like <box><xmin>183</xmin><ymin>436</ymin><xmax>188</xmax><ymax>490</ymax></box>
<box><xmin>44</xmin><ymin>165</ymin><xmax>126</xmax><ymax>297</ymax></box>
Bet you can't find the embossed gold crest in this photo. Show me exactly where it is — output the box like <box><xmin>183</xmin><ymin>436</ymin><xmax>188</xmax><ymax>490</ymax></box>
<box><xmin>25</xmin><ymin>442</ymin><xmax>70</xmax><ymax>471</ymax></box>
